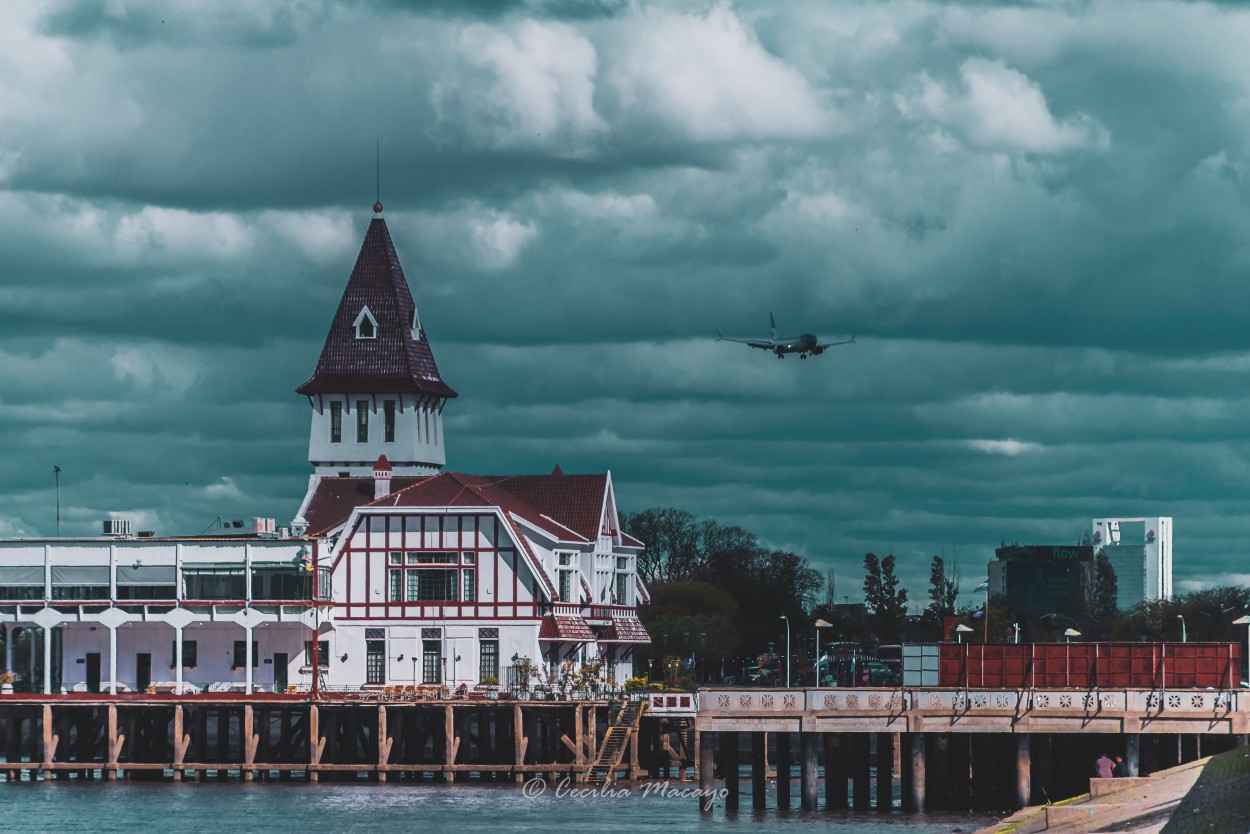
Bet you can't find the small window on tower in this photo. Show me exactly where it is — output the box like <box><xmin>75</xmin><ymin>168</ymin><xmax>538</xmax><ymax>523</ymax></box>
<box><xmin>330</xmin><ymin>402</ymin><xmax>342</xmax><ymax>444</ymax></box>
<box><xmin>356</xmin><ymin>401</ymin><xmax>369</xmax><ymax>442</ymax></box>
<box><xmin>384</xmin><ymin>400</ymin><xmax>396</xmax><ymax>443</ymax></box>
<box><xmin>353</xmin><ymin>307</ymin><xmax>378</xmax><ymax>340</ymax></box>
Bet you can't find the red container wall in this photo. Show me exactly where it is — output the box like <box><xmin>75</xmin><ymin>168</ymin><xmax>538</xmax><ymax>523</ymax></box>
<box><xmin>934</xmin><ymin>642</ymin><xmax>1238</xmax><ymax>688</ymax></box>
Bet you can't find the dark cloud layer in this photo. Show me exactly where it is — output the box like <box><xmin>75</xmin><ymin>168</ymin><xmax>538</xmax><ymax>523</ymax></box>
<box><xmin>4</xmin><ymin>0</ymin><xmax>1250</xmax><ymax>602</ymax></box>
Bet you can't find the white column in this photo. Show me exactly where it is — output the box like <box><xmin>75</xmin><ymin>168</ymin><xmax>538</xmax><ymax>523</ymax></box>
<box><xmin>43</xmin><ymin>625</ymin><xmax>52</xmax><ymax>695</ymax></box>
<box><xmin>244</xmin><ymin>624</ymin><xmax>254</xmax><ymax>695</ymax></box>
<box><xmin>109</xmin><ymin>624</ymin><xmax>118</xmax><ymax>695</ymax></box>
<box><xmin>175</xmin><ymin>626</ymin><xmax>184</xmax><ymax>693</ymax></box>
<box><xmin>4</xmin><ymin>626</ymin><xmax>12</xmax><ymax>674</ymax></box>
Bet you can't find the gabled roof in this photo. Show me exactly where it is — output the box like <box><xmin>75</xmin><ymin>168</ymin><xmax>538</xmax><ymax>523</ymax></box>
<box><xmin>296</xmin><ymin>215</ymin><xmax>457</xmax><ymax>398</ymax></box>
<box><xmin>489</xmin><ymin>473</ymin><xmax>612</xmax><ymax>542</ymax></box>
<box><xmin>301</xmin><ymin>469</ymin><xmax>625</xmax><ymax>555</ymax></box>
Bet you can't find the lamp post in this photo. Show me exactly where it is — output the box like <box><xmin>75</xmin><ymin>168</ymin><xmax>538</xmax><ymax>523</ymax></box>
<box><xmin>1177</xmin><ymin>614</ymin><xmax>1187</xmax><ymax>643</ymax></box>
<box><xmin>1233</xmin><ymin>615</ymin><xmax>1249</xmax><ymax>686</ymax></box>
<box><xmin>813</xmin><ymin>618</ymin><xmax>832</xmax><ymax>688</ymax></box>
<box><xmin>975</xmin><ymin>580</ymin><xmax>990</xmax><ymax>642</ymax></box>
<box><xmin>955</xmin><ymin>624</ymin><xmax>974</xmax><ymax>644</ymax></box>
<box><xmin>1063</xmin><ymin>628</ymin><xmax>1081</xmax><ymax>644</ymax></box>
<box><xmin>1012</xmin><ymin>623</ymin><xmax>1021</xmax><ymax>644</ymax></box>
<box><xmin>779</xmin><ymin>615</ymin><xmax>791</xmax><ymax>688</ymax></box>
<box><xmin>699</xmin><ymin>633</ymin><xmax>706</xmax><ymax>684</ymax></box>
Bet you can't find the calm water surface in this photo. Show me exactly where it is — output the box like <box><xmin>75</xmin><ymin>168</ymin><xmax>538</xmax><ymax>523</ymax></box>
<box><xmin>4</xmin><ymin>781</ymin><xmax>1004</xmax><ymax>834</ymax></box>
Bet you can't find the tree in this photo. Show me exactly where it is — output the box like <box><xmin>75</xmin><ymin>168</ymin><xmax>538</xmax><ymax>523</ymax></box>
<box><xmin>921</xmin><ymin>555</ymin><xmax>959</xmax><ymax>639</ymax></box>
<box><xmin>863</xmin><ymin>552</ymin><xmax>909</xmax><ymax>644</ymax></box>
<box><xmin>1089</xmin><ymin>552</ymin><xmax>1119</xmax><ymax>638</ymax></box>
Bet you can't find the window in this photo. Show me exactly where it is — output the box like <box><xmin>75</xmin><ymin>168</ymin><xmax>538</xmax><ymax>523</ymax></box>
<box><xmin>232</xmin><ymin>641</ymin><xmax>259</xmax><ymax>669</ymax></box>
<box><xmin>384</xmin><ymin>400</ymin><xmax>396</xmax><ymax>443</ymax></box>
<box><xmin>422</xmin><ymin>640</ymin><xmax>442</xmax><ymax>684</ymax></box>
<box><xmin>406</xmin><ymin>570</ymin><xmax>419</xmax><ymax>601</ymax></box>
<box><xmin>616</xmin><ymin>557</ymin><xmax>629</xmax><ymax>571</ymax></box>
<box><xmin>51</xmin><ymin>585</ymin><xmax>110</xmax><ymax>600</ymax></box>
<box><xmin>388</xmin><ymin>570</ymin><xmax>402</xmax><ymax>602</ymax></box>
<box><xmin>356</xmin><ymin>401</ymin><xmax>369</xmax><ymax>442</ymax></box>
<box><xmin>171</xmin><ymin>640</ymin><xmax>198</xmax><ymax>668</ymax></box>
<box><xmin>251</xmin><ymin>569</ymin><xmax>309</xmax><ymax>600</ymax></box>
<box><xmin>117</xmin><ymin>584</ymin><xmax>176</xmax><ymax>600</ymax></box>
<box><xmin>463</xmin><ymin>552</ymin><xmax>476</xmax><ymax>565</ymax></box>
<box><xmin>411</xmin><ymin>552</ymin><xmax>457</xmax><ymax>564</ymax></box>
<box><xmin>463</xmin><ymin>568</ymin><xmax>475</xmax><ymax>602</ymax></box>
<box><xmin>559</xmin><ymin>570</ymin><xmax>572</xmax><ymax>603</ymax></box>
<box><xmin>480</xmin><ymin>640</ymin><xmax>499</xmax><ymax>682</ymax></box>
<box><xmin>414</xmin><ymin>569</ymin><xmax>458</xmax><ymax>601</ymax></box>
<box><xmin>330</xmin><ymin>402</ymin><xmax>342</xmax><ymax>444</ymax></box>
<box><xmin>366</xmin><ymin>639</ymin><xmax>385</xmax><ymax>684</ymax></box>
<box><xmin>304</xmin><ymin>640</ymin><xmax>329</xmax><ymax>668</ymax></box>
<box><xmin>354</xmin><ymin>307</ymin><xmax>378</xmax><ymax>339</ymax></box>
<box><xmin>616</xmin><ymin>572</ymin><xmax>630</xmax><ymax>605</ymax></box>
<box><xmin>184</xmin><ymin>570</ymin><xmax>246</xmax><ymax>600</ymax></box>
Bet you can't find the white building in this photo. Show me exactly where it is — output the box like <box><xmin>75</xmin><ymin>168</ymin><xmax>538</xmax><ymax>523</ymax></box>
<box><xmin>0</xmin><ymin>202</ymin><xmax>650</xmax><ymax>694</ymax></box>
<box><xmin>1091</xmin><ymin>517</ymin><xmax>1173</xmax><ymax>610</ymax></box>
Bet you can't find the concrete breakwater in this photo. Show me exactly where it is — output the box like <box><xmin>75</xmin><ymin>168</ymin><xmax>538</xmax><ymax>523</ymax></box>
<box><xmin>978</xmin><ymin>746</ymin><xmax>1250</xmax><ymax>833</ymax></box>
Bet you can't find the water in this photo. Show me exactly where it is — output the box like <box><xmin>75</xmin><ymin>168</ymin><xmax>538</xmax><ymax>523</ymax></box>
<box><xmin>3</xmin><ymin>781</ymin><xmax>1004</xmax><ymax>834</ymax></box>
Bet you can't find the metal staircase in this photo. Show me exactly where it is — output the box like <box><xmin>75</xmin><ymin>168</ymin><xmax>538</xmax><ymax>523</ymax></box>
<box><xmin>584</xmin><ymin>698</ymin><xmax>647</xmax><ymax>785</ymax></box>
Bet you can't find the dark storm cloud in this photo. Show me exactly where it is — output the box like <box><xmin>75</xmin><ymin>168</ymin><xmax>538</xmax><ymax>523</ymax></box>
<box><xmin>5</xmin><ymin>0</ymin><xmax>1250</xmax><ymax>599</ymax></box>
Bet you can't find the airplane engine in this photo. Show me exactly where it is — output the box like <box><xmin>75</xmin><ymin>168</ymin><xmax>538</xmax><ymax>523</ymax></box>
<box><xmin>812</xmin><ymin>346</ymin><xmax>824</xmax><ymax>356</ymax></box>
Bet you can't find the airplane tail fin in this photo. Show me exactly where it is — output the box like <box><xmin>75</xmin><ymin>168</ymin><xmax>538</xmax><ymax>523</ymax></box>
<box><xmin>769</xmin><ymin>312</ymin><xmax>777</xmax><ymax>340</ymax></box>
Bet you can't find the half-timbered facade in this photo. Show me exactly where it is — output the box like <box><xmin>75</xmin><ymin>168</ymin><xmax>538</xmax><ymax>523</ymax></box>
<box><xmin>318</xmin><ymin>468</ymin><xmax>649</xmax><ymax>691</ymax></box>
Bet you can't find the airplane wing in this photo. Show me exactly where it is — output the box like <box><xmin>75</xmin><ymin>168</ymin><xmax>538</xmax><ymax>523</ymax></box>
<box><xmin>717</xmin><ymin>331</ymin><xmax>774</xmax><ymax>350</ymax></box>
<box><xmin>817</xmin><ymin>334</ymin><xmax>855</xmax><ymax>349</ymax></box>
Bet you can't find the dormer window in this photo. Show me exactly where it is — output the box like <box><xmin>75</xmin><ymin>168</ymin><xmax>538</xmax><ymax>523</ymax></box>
<box><xmin>354</xmin><ymin>307</ymin><xmax>378</xmax><ymax>340</ymax></box>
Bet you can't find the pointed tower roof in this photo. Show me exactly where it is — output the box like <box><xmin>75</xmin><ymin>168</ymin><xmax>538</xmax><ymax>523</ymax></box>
<box><xmin>296</xmin><ymin>212</ymin><xmax>457</xmax><ymax>398</ymax></box>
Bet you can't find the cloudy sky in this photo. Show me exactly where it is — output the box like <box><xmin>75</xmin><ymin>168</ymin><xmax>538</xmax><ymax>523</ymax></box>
<box><xmin>4</xmin><ymin>0</ymin><xmax>1250</xmax><ymax>604</ymax></box>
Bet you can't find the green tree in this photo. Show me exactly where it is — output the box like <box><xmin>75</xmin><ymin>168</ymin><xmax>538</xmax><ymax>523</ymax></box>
<box><xmin>863</xmin><ymin>552</ymin><xmax>909</xmax><ymax>644</ymax></box>
<box><xmin>920</xmin><ymin>555</ymin><xmax>959</xmax><ymax>639</ymax></box>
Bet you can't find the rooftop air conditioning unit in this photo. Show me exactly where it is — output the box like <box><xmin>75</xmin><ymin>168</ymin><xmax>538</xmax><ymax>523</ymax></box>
<box><xmin>103</xmin><ymin>519</ymin><xmax>132</xmax><ymax>537</ymax></box>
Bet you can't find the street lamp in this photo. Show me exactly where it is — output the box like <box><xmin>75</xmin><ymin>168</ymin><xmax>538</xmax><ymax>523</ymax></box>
<box><xmin>1063</xmin><ymin>628</ymin><xmax>1081</xmax><ymax>644</ymax></box>
<box><xmin>778</xmin><ymin>615</ymin><xmax>791</xmax><ymax>688</ymax></box>
<box><xmin>1012</xmin><ymin>623</ymin><xmax>1021</xmax><ymax>644</ymax></box>
<box><xmin>975</xmin><ymin>579</ymin><xmax>990</xmax><ymax>642</ymax></box>
<box><xmin>955</xmin><ymin>624</ymin><xmax>974</xmax><ymax>644</ymax></box>
<box><xmin>1177</xmin><ymin>614</ymin><xmax>1187</xmax><ymax>643</ymax></box>
<box><xmin>813</xmin><ymin>618</ymin><xmax>832</xmax><ymax>688</ymax></box>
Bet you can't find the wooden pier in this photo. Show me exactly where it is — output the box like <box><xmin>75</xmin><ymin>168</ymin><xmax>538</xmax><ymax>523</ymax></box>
<box><xmin>0</xmin><ymin>695</ymin><xmax>697</xmax><ymax>784</ymax></box>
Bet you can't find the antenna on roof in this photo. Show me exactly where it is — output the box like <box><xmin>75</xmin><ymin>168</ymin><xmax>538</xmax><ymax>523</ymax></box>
<box><xmin>373</xmin><ymin>139</ymin><xmax>383</xmax><ymax>215</ymax></box>
<box><xmin>54</xmin><ymin>465</ymin><xmax>61</xmax><ymax>537</ymax></box>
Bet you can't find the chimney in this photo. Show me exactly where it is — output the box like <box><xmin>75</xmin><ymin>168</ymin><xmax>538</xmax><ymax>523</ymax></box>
<box><xmin>373</xmin><ymin>454</ymin><xmax>393</xmax><ymax>499</ymax></box>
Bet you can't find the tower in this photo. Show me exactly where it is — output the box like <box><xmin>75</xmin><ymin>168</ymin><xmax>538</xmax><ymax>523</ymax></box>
<box><xmin>296</xmin><ymin>202</ymin><xmax>457</xmax><ymax>477</ymax></box>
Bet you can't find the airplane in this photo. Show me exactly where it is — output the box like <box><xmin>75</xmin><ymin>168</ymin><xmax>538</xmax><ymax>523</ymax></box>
<box><xmin>717</xmin><ymin>313</ymin><xmax>855</xmax><ymax>359</ymax></box>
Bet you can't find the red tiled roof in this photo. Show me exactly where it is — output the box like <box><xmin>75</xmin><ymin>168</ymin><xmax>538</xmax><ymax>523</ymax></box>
<box><xmin>602</xmin><ymin>615</ymin><xmax>650</xmax><ymax>644</ymax></box>
<box><xmin>302</xmin><ymin>476</ymin><xmax>427</xmax><ymax>536</ymax></box>
<box><xmin>490</xmin><ymin>474</ymin><xmax>609</xmax><ymax>541</ymax></box>
<box><xmin>296</xmin><ymin>217</ymin><xmax>456</xmax><ymax>398</ymax></box>
<box><xmin>538</xmin><ymin>614</ymin><xmax>595</xmax><ymax>641</ymax></box>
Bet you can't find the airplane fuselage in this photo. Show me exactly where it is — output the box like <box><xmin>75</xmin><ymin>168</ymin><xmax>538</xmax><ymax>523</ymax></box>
<box><xmin>773</xmin><ymin>334</ymin><xmax>822</xmax><ymax>355</ymax></box>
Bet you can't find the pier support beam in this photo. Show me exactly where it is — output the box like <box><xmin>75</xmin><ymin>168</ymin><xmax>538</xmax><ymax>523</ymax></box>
<box><xmin>107</xmin><ymin>704</ymin><xmax>119</xmax><ymax>781</ymax></box>
<box><xmin>1124</xmin><ymin>734</ymin><xmax>1140</xmax><ymax>778</ymax></box>
<box><xmin>698</xmin><ymin>732</ymin><xmax>715</xmax><ymax>813</ymax></box>
<box><xmin>776</xmin><ymin>732</ymin><xmax>791</xmax><ymax>810</ymax></box>
<box><xmin>876</xmin><ymin>732</ymin><xmax>893</xmax><ymax>811</ymax></box>
<box><xmin>723</xmin><ymin>732</ymin><xmax>740</xmax><ymax>812</ymax></box>
<box><xmin>1014</xmin><ymin>734</ymin><xmax>1031</xmax><ymax>809</ymax></box>
<box><xmin>825</xmin><ymin>734</ymin><xmax>847</xmax><ymax>810</ymax></box>
<box><xmin>243</xmin><ymin>706</ymin><xmax>256</xmax><ymax>781</ymax></box>
<box><xmin>800</xmin><ymin>733</ymin><xmax>819</xmax><ymax>812</ymax></box>
<box><xmin>852</xmin><ymin>734</ymin><xmax>871</xmax><ymax>810</ymax></box>
<box><xmin>751</xmin><ymin>732</ymin><xmax>766</xmax><ymax>810</ymax></box>
<box><xmin>308</xmin><ymin>705</ymin><xmax>321</xmax><ymax>782</ymax></box>
<box><xmin>903</xmin><ymin>733</ymin><xmax>925</xmax><ymax>812</ymax></box>
<box><xmin>42</xmin><ymin>704</ymin><xmax>55</xmax><ymax>775</ymax></box>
